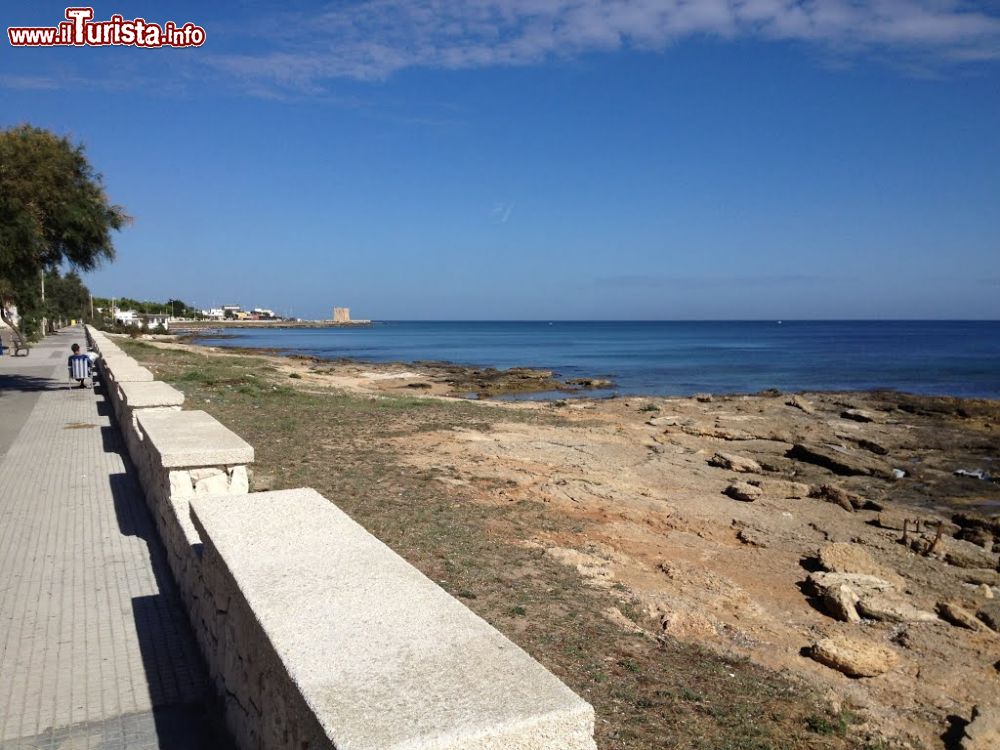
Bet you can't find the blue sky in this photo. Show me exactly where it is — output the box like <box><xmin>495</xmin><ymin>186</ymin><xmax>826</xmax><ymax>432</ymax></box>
<box><xmin>3</xmin><ymin>1</ymin><xmax>999</xmax><ymax>320</ymax></box>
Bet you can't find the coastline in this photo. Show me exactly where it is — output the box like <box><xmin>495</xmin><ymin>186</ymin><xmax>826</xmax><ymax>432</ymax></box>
<box><xmin>116</xmin><ymin>332</ymin><xmax>1000</xmax><ymax>749</ymax></box>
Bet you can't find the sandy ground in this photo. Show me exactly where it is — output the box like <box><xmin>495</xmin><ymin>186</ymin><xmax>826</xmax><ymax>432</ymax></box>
<box><xmin>129</xmin><ymin>335</ymin><xmax>1000</xmax><ymax>748</ymax></box>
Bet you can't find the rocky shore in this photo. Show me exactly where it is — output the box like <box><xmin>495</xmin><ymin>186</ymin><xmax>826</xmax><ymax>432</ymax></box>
<box><xmin>121</xmin><ymin>334</ymin><xmax>999</xmax><ymax>749</ymax></box>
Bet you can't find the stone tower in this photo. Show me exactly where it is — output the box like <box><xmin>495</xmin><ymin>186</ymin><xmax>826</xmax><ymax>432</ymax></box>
<box><xmin>332</xmin><ymin>307</ymin><xmax>351</xmax><ymax>323</ymax></box>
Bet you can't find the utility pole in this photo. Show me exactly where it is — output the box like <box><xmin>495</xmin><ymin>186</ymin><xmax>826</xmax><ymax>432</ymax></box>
<box><xmin>40</xmin><ymin>269</ymin><xmax>47</xmax><ymax>333</ymax></box>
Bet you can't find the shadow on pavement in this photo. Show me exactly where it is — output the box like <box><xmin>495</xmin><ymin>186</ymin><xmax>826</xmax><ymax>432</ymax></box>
<box><xmin>0</xmin><ymin>373</ymin><xmax>58</xmax><ymax>393</ymax></box>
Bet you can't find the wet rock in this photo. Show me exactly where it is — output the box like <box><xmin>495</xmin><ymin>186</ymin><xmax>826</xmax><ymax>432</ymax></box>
<box><xmin>978</xmin><ymin>601</ymin><xmax>1000</xmax><ymax>632</ymax></box>
<box><xmin>818</xmin><ymin>543</ymin><xmax>890</xmax><ymax>578</ymax></box>
<box><xmin>936</xmin><ymin>601</ymin><xmax>984</xmax><ymax>630</ymax></box>
<box><xmin>856</xmin><ymin>594</ymin><xmax>938</xmax><ymax>623</ymax></box>
<box><xmin>809</xmin><ymin>635</ymin><xmax>899</xmax><ymax>677</ymax></box>
<box><xmin>566</xmin><ymin>377</ymin><xmax>614</xmax><ymax>389</ymax></box>
<box><xmin>787</xmin><ymin>395</ymin><xmax>817</xmax><ymax>415</ymax></box>
<box><xmin>695</xmin><ymin>393</ymin><xmax>713</xmax><ymax>403</ymax></box>
<box><xmin>724</xmin><ymin>481</ymin><xmax>763</xmax><ymax>502</ymax></box>
<box><xmin>962</xmin><ymin>705</ymin><xmax>1000</xmax><ymax>750</ymax></box>
<box><xmin>841</xmin><ymin>408</ymin><xmax>878</xmax><ymax>423</ymax></box>
<box><xmin>810</xmin><ymin>484</ymin><xmax>864</xmax><ymax>511</ymax></box>
<box><xmin>789</xmin><ymin>442</ymin><xmax>894</xmax><ymax>479</ymax></box>
<box><xmin>709</xmin><ymin>451</ymin><xmax>762</xmax><ymax>473</ymax></box>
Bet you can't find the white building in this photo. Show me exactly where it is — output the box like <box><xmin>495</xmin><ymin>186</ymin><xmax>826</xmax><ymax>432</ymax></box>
<box><xmin>114</xmin><ymin>309</ymin><xmax>138</xmax><ymax>325</ymax></box>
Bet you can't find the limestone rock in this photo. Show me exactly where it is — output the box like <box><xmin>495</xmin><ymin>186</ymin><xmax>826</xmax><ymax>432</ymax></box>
<box><xmin>808</xmin><ymin>572</ymin><xmax>896</xmax><ymax>599</ymax></box>
<box><xmin>962</xmin><ymin>705</ymin><xmax>1000</xmax><ymax>750</ymax></box>
<box><xmin>822</xmin><ymin>583</ymin><xmax>862</xmax><ymax>623</ymax></box>
<box><xmin>168</xmin><ymin>470</ymin><xmax>194</xmax><ymax>499</ymax></box>
<box><xmin>695</xmin><ymin>393</ymin><xmax>713</xmax><ymax>403</ymax></box>
<box><xmin>964</xmin><ymin>570</ymin><xmax>1000</xmax><ymax>586</ymax></box>
<box><xmin>195</xmin><ymin>472</ymin><xmax>230</xmax><ymax>496</ymax></box>
<box><xmin>809</xmin><ymin>635</ymin><xmax>898</xmax><ymax>677</ymax></box>
<box><xmin>937</xmin><ymin>537</ymin><xmax>998</xmax><ymax>570</ymax></box>
<box><xmin>810</xmin><ymin>484</ymin><xmax>864</xmax><ymax>511</ymax></box>
<box><xmin>709</xmin><ymin>451</ymin><xmax>762</xmax><ymax>474</ymax></box>
<box><xmin>787</xmin><ymin>395</ymin><xmax>816</xmax><ymax>415</ymax></box>
<box><xmin>959</xmin><ymin>528</ymin><xmax>996</xmax><ymax>550</ymax></box>
<box><xmin>818</xmin><ymin>543</ymin><xmax>888</xmax><ymax>577</ymax></box>
<box><xmin>841</xmin><ymin>408</ymin><xmax>878</xmax><ymax>423</ymax></box>
<box><xmin>856</xmin><ymin>594</ymin><xmax>938</xmax><ymax>623</ymax></box>
<box><xmin>229</xmin><ymin>465</ymin><xmax>250</xmax><ymax>495</ymax></box>
<box><xmin>749</xmin><ymin>478</ymin><xmax>811</xmax><ymax>498</ymax></box>
<box><xmin>954</xmin><ymin>512</ymin><xmax>1000</xmax><ymax>537</ymax></box>
<box><xmin>189</xmin><ymin>467</ymin><xmax>225</xmax><ymax>482</ymax></box>
<box><xmin>936</xmin><ymin>601</ymin><xmax>984</xmax><ymax>630</ymax></box>
<box><xmin>875</xmin><ymin>510</ymin><xmax>952</xmax><ymax>533</ymax></box>
<box><xmin>978</xmin><ymin>602</ymin><xmax>1000</xmax><ymax>633</ymax></box>
<box><xmin>789</xmin><ymin>442</ymin><xmax>893</xmax><ymax>479</ymax></box>
<box><xmin>724</xmin><ymin>481</ymin><xmax>762</xmax><ymax>502</ymax></box>
<box><xmin>854</xmin><ymin>438</ymin><xmax>889</xmax><ymax>456</ymax></box>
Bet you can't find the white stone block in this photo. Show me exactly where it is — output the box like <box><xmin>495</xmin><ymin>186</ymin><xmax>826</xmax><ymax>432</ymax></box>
<box><xmin>195</xmin><ymin>473</ymin><xmax>231</xmax><ymax>496</ymax></box>
<box><xmin>137</xmin><ymin>410</ymin><xmax>254</xmax><ymax>468</ymax></box>
<box><xmin>190</xmin><ymin>489</ymin><xmax>597</xmax><ymax>750</ymax></box>
<box><xmin>169</xmin><ymin>470</ymin><xmax>194</xmax><ymax>498</ymax></box>
<box><xmin>229</xmin><ymin>466</ymin><xmax>250</xmax><ymax>495</ymax></box>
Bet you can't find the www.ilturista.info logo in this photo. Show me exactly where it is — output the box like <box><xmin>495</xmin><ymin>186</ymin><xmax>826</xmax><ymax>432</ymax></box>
<box><xmin>8</xmin><ymin>7</ymin><xmax>205</xmax><ymax>48</ymax></box>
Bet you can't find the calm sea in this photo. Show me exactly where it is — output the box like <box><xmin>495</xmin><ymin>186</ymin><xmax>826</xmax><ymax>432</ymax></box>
<box><xmin>194</xmin><ymin>321</ymin><xmax>1000</xmax><ymax>399</ymax></box>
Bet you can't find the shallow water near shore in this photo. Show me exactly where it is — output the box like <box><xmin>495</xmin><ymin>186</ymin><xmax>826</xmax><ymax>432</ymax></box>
<box><xmin>194</xmin><ymin>320</ymin><xmax>1000</xmax><ymax>399</ymax></box>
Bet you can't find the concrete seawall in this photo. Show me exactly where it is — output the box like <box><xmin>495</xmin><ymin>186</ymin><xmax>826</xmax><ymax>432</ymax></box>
<box><xmin>84</xmin><ymin>326</ymin><xmax>597</xmax><ymax>750</ymax></box>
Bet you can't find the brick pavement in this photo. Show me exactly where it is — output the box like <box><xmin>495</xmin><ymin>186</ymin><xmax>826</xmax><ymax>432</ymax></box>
<box><xmin>0</xmin><ymin>329</ymin><xmax>220</xmax><ymax>749</ymax></box>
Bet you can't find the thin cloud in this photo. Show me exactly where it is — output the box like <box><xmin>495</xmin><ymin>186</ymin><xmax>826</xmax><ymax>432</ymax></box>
<box><xmin>202</xmin><ymin>0</ymin><xmax>1000</xmax><ymax>91</ymax></box>
<box><xmin>492</xmin><ymin>201</ymin><xmax>515</xmax><ymax>223</ymax></box>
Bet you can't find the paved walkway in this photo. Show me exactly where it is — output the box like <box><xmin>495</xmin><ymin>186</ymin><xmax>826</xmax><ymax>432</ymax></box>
<box><xmin>0</xmin><ymin>328</ymin><xmax>221</xmax><ymax>749</ymax></box>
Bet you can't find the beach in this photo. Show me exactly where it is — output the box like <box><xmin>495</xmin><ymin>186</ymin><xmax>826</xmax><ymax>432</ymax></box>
<box><xmin>119</xmin><ymin>334</ymin><xmax>999</xmax><ymax>749</ymax></box>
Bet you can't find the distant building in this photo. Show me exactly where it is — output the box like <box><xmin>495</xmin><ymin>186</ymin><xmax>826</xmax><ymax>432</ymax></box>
<box><xmin>333</xmin><ymin>307</ymin><xmax>351</xmax><ymax>323</ymax></box>
<box><xmin>114</xmin><ymin>309</ymin><xmax>138</xmax><ymax>325</ymax></box>
<box><xmin>201</xmin><ymin>308</ymin><xmax>225</xmax><ymax>320</ymax></box>
<box><xmin>139</xmin><ymin>313</ymin><xmax>170</xmax><ymax>330</ymax></box>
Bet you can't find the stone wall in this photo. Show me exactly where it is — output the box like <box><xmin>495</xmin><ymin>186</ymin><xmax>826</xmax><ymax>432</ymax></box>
<box><xmin>84</xmin><ymin>325</ymin><xmax>597</xmax><ymax>750</ymax></box>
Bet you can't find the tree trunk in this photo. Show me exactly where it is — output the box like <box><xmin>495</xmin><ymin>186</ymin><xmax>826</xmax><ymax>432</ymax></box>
<box><xmin>0</xmin><ymin>303</ymin><xmax>29</xmax><ymax>352</ymax></box>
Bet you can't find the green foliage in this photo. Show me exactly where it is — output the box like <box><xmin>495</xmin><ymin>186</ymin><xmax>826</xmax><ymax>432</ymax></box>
<box><xmin>0</xmin><ymin>125</ymin><xmax>129</xmax><ymax>313</ymax></box>
<box><xmin>44</xmin><ymin>269</ymin><xmax>90</xmax><ymax>322</ymax></box>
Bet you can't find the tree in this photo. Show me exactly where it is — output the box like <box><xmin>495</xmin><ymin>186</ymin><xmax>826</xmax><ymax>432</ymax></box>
<box><xmin>44</xmin><ymin>269</ymin><xmax>90</xmax><ymax>326</ymax></box>
<box><xmin>0</xmin><ymin>125</ymin><xmax>129</xmax><ymax>339</ymax></box>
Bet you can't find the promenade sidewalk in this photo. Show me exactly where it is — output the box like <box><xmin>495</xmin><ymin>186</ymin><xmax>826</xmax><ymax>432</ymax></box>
<box><xmin>0</xmin><ymin>328</ymin><xmax>218</xmax><ymax>749</ymax></box>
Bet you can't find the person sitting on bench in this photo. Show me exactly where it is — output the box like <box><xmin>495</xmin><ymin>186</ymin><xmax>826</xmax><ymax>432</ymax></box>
<box><xmin>68</xmin><ymin>344</ymin><xmax>91</xmax><ymax>388</ymax></box>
